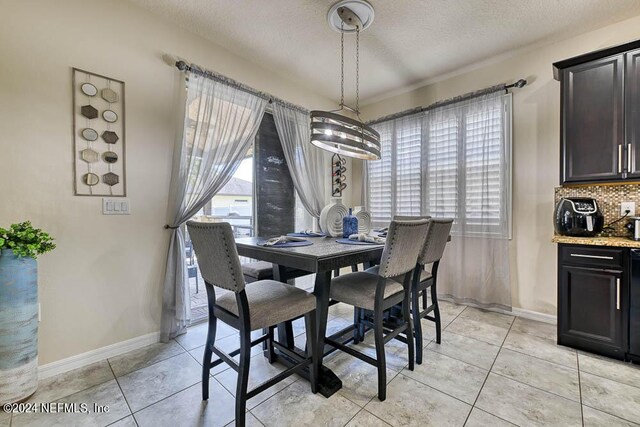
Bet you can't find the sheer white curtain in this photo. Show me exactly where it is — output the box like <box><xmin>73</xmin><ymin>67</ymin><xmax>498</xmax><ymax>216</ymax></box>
<box><xmin>161</xmin><ymin>72</ymin><xmax>267</xmax><ymax>341</ymax></box>
<box><xmin>426</xmin><ymin>92</ymin><xmax>511</xmax><ymax>310</ymax></box>
<box><xmin>368</xmin><ymin>91</ymin><xmax>512</xmax><ymax>310</ymax></box>
<box><xmin>272</xmin><ymin>102</ymin><xmax>326</xmax><ymax>221</ymax></box>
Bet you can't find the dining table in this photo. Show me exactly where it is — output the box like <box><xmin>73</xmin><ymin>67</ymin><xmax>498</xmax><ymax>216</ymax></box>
<box><xmin>235</xmin><ymin>235</ymin><xmax>385</xmax><ymax>397</ymax></box>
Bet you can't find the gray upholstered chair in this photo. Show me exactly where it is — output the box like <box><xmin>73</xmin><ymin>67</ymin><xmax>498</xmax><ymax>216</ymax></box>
<box><xmin>186</xmin><ymin>221</ymin><xmax>319</xmax><ymax>426</ymax></box>
<box><xmin>325</xmin><ymin>219</ymin><xmax>429</xmax><ymax>401</ymax></box>
<box><xmin>410</xmin><ymin>218</ymin><xmax>453</xmax><ymax>363</ymax></box>
<box><xmin>365</xmin><ymin>217</ymin><xmax>453</xmax><ymax>364</ymax></box>
<box><xmin>352</xmin><ymin>215</ymin><xmax>432</xmax><ymax>344</ymax></box>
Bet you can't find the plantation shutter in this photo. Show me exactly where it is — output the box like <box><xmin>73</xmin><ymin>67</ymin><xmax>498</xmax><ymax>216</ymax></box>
<box><xmin>367</xmin><ymin>121</ymin><xmax>393</xmax><ymax>227</ymax></box>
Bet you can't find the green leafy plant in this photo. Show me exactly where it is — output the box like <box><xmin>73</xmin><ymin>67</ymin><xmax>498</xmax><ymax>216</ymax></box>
<box><xmin>0</xmin><ymin>221</ymin><xmax>56</xmax><ymax>259</ymax></box>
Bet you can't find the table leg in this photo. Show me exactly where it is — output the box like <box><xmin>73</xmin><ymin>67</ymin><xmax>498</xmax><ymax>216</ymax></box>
<box><xmin>272</xmin><ymin>264</ymin><xmax>295</xmax><ymax>349</ymax></box>
<box><xmin>314</xmin><ymin>270</ymin><xmax>342</xmax><ymax>397</ymax></box>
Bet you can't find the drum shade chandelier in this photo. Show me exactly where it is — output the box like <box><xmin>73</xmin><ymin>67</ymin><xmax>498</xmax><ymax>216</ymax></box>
<box><xmin>310</xmin><ymin>0</ymin><xmax>381</xmax><ymax>160</ymax></box>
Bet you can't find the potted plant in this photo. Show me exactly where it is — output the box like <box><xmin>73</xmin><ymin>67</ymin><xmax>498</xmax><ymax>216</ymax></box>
<box><xmin>0</xmin><ymin>221</ymin><xmax>55</xmax><ymax>404</ymax></box>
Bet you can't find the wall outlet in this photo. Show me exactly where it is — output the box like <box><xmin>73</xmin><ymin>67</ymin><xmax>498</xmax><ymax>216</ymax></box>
<box><xmin>621</xmin><ymin>201</ymin><xmax>636</xmax><ymax>217</ymax></box>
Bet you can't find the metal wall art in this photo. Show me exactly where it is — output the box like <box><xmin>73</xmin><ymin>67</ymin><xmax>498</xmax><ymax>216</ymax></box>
<box><xmin>332</xmin><ymin>154</ymin><xmax>347</xmax><ymax>197</ymax></box>
<box><xmin>72</xmin><ymin>68</ymin><xmax>126</xmax><ymax>196</ymax></box>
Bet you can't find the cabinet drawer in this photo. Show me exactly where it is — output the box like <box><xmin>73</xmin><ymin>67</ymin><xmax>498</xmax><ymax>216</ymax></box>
<box><xmin>560</xmin><ymin>245</ymin><xmax>625</xmax><ymax>269</ymax></box>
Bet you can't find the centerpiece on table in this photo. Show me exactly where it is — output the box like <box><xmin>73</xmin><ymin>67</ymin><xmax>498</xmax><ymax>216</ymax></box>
<box><xmin>0</xmin><ymin>221</ymin><xmax>55</xmax><ymax>404</ymax></box>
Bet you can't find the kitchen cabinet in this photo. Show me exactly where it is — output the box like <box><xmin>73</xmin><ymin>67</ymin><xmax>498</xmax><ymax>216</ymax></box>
<box><xmin>557</xmin><ymin>244</ymin><xmax>628</xmax><ymax>359</ymax></box>
<box><xmin>554</xmin><ymin>39</ymin><xmax>640</xmax><ymax>185</ymax></box>
<box><xmin>626</xmin><ymin>48</ymin><xmax>640</xmax><ymax>179</ymax></box>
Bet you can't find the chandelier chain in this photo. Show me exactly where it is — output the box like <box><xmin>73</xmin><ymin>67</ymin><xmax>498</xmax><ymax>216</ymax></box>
<box><xmin>340</xmin><ymin>21</ymin><xmax>345</xmax><ymax>108</ymax></box>
<box><xmin>356</xmin><ymin>25</ymin><xmax>360</xmax><ymax>116</ymax></box>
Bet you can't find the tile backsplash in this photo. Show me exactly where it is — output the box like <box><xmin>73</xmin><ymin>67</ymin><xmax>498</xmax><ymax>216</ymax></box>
<box><xmin>555</xmin><ymin>184</ymin><xmax>640</xmax><ymax>237</ymax></box>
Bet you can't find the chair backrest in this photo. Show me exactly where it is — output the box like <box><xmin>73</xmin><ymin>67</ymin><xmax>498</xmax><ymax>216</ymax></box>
<box><xmin>419</xmin><ymin>218</ymin><xmax>453</xmax><ymax>265</ymax></box>
<box><xmin>377</xmin><ymin>219</ymin><xmax>430</xmax><ymax>278</ymax></box>
<box><xmin>393</xmin><ymin>215</ymin><xmax>432</xmax><ymax>221</ymax></box>
<box><xmin>186</xmin><ymin>221</ymin><xmax>245</xmax><ymax>292</ymax></box>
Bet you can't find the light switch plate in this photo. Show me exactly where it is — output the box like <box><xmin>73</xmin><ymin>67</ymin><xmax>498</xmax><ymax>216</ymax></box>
<box><xmin>103</xmin><ymin>197</ymin><xmax>131</xmax><ymax>215</ymax></box>
<box><xmin>621</xmin><ymin>201</ymin><xmax>635</xmax><ymax>217</ymax></box>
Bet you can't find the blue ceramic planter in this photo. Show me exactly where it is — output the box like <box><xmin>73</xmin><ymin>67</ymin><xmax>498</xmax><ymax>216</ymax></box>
<box><xmin>0</xmin><ymin>249</ymin><xmax>38</xmax><ymax>404</ymax></box>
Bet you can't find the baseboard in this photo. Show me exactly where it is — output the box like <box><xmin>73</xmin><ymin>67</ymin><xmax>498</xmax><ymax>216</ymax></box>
<box><xmin>510</xmin><ymin>307</ymin><xmax>557</xmax><ymax>325</ymax></box>
<box><xmin>38</xmin><ymin>331</ymin><xmax>160</xmax><ymax>380</ymax></box>
<box><xmin>441</xmin><ymin>296</ymin><xmax>557</xmax><ymax>325</ymax></box>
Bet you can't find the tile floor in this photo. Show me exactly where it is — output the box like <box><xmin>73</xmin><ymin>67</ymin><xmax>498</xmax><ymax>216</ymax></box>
<box><xmin>6</xmin><ymin>299</ymin><xmax>640</xmax><ymax>426</ymax></box>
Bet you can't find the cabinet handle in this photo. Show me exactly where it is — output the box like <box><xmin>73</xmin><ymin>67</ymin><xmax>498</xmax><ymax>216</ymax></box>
<box><xmin>616</xmin><ymin>278</ymin><xmax>621</xmax><ymax>310</ymax></box>
<box><xmin>570</xmin><ymin>253</ymin><xmax>614</xmax><ymax>260</ymax></box>
<box><xmin>618</xmin><ymin>144</ymin><xmax>623</xmax><ymax>173</ymax></box>
<box><xmin>629</xmin><ymin>143</ymin><xmax>633</xmax><ymax>173</ymax></box>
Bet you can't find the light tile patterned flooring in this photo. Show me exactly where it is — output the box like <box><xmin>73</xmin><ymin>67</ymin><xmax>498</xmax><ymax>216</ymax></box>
<box><xmin>6</xmin><ymin>297</ymin><xmax>640</xmax><ymax>426</ymax></box>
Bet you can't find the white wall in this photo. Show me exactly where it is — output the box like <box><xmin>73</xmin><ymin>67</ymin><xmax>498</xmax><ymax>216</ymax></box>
<box><xmin>0</xmin><ymin>0</ymin><xmax>336</xmax><ymax>365</ymax></box>
<box><xmin>357</xmin><ymin>14</ymin><xmax>640</xmax><ymax>315</ymax></box>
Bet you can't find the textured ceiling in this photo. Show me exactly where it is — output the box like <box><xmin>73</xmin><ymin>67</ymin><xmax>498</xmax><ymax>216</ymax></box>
<box><xmin>129</xmin><ymin>0</ymin><xmax>640</xmax><ymax>105</ymax></box>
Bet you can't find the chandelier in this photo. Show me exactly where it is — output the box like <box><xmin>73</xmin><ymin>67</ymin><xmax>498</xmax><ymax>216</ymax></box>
<box><xmin>310</xmin><ymin>0</ymin><xmax>381</xmax><ymax>161</ymax></box>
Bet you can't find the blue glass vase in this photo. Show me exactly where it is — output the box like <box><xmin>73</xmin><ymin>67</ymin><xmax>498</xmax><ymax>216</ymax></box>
<box><xmin>343</xmin><ymin>208</ymin><xmax>359</xmax><ymax>238</ymax></box>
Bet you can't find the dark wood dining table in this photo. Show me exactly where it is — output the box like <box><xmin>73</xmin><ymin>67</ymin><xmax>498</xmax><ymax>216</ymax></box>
<box><xmin>235</xmin><ymin>235</ymin><xmax>384</xmax><ymax>397</ymax></box>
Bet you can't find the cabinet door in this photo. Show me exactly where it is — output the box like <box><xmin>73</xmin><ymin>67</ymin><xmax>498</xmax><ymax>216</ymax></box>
<box><xmin>561</xmin><ymin>55</ymin><xmax>624</xmax><ymax>183</ymax></box>
<box><xmin>558</xmin><ymin>265</ymin><xmax>626</xmax><ymax>356</ymax></box>
<box><xmin>626</xmin><ymin>49</ymin><xmax>640</xmax><ymax>178</ymax></box>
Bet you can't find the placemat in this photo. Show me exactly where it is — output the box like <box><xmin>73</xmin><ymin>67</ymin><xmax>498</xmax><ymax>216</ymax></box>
<box><xmin>335</xmin><ymin>238</ymin><xmax>384</xmax><ymax>246</ymax></box>
<box><xmin>286</xmin><ymin>232</ymin><xmax>327</xmax><ymax>237</ymax></box>
<box><xmin>257</xmin><ymin>240</ymin><xmax>313</xmax><ymax>247</ymax></box>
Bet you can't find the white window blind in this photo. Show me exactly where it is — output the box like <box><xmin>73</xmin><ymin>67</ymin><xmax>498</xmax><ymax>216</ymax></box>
<box><xmin>367</xmin><ymin>121</ymin><xmax>393</xmax><ymax>225</ymax></box>
<box><xmin>395</xmin><ymin>115</ymin><xmax>422</xmax><ymax>216</ymax></box>
<box><xmin>367</xmin><ymin>92</ymin><xmax>511</xmax><ymax>237</ymax></box>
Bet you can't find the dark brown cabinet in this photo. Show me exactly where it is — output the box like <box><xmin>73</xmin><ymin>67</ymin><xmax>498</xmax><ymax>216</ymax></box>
<box><xmin>555</xmin><ymin>39</ymin><xmax>640</xmax><ymax>184</ymax></box>
<box><xmin>626</xmin><ymin>49</ymin><xmax>640</xmax><ymax>178</ymax></box>
<box><xmin>557</xmin><ymin>244</ymin><xmax>628</xmax><ymax>359</ymax></box>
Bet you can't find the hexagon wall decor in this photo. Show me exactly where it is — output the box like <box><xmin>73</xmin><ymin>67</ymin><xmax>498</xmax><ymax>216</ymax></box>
<box><xmin>73</xmin><ymin>68</ymin><xmax>126</xmax><ymax>196</ymax></box>
<box><xmin>101</xmin><ymin>88</ymin><xmax>119</xmax><ymax>103</ymax></box>
<box><xmin>80</xmin><ymin>104</ymin><xmax>98</xmax><ymax>119</ymax></box>
<box><xmin>103</xmin><ymin>172</ymin><xmax>119</xmax><ymax>186</ymax></box>
<box><xmin>102</xmin><ymin>131</ymin><xmax>119</xmax><ymax>144</ymax></box>
<box><xmin>80</xmin><ymin>148</ymin><xmax>99</xmax><ymax>163</ymax></box>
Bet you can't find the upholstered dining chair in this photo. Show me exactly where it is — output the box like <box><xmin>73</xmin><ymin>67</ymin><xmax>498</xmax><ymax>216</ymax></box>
<box><xmin>326</xmin><ymin>219</ymin><xmax>429</xmax><ymax>401</ymax></box>
<box><xmin>186</xmin><ymin>221</ymin><xmax>319</xmax><ymax>426</ymax></box>
<box><xmin>368</xmin><ymin>217</ymin><xmax>453</xmax><ymax>364</ymax></box>
<box><xmin>352</xmin><ymin>215</ymin><xmax>432</xmax><ymax>344</ymax></box>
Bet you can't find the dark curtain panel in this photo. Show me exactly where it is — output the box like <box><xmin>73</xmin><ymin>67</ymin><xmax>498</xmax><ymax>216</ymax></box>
<box><xmin>255</xmin><ymin>113</ymin><xmax>295</xmax><ymax>236</ymax></box>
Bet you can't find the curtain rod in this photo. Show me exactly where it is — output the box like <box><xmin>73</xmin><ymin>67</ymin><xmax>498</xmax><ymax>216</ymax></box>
<box><xmin>366</xmin><ymin>79</ymin><xmax>527</xmax><ymax>125</ymax></box>
<box><xmin>173</xmin><ymin>59</ymin><xmax>310</xmax><ymax>115</ymax></box>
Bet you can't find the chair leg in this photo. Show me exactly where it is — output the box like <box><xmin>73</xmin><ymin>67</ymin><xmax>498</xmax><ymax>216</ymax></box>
<box><xmin>304</xmin><ymin>311</ymin><xmax>319</xmax><ymax>394</ymax></box>
<box><xmin>404</xmin><ymin>291</ymin><xmax>415</xmax><ymax>371</ymax></box>
<box><xmin>422</xmin><ymin>289</ymin><xmax>428</xmax><ymax>311</ymax></box>
<box><xmin>202</xmin><ymin>315</ymin><xmax>217</xmax><ymax>400</ymax></box>
<box><xmin>374</xmin><ymin>307</ymin><xmax>387</xmax><ymax>401</ymax></box>
<box><xmin>235</xmin><ymin>326</ymin><xmax>251</xmax><ymax>426</ymax></box>
<box><xmin>266</xmin><ymin>326</ymin><xmax>276</xmax><ymax>364</ymax></box>
<box><xmin>353</xmin><ymin>308</ymin><xmax>361</xmax><ymax>344</ymax></box>
<box><xmin>411</xmin><ymin>284</ymin><xmax>423</xmax><ymax>365</ymax></box>
<box><xmin>431</xmin><ymin>283</ymin><xmax>442</xmax><ymax>344</ymax></box>
<box><xmin>357</xmin><ymin>309</ymin><xmax>366</xmax><ymax>341</ymax></box>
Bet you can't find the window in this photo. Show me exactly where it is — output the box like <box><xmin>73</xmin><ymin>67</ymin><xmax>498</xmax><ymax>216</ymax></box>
<box><xmin>367</xmin><ymin>92</ymin><xmax>511</xmax><ymax>237</ymax></box>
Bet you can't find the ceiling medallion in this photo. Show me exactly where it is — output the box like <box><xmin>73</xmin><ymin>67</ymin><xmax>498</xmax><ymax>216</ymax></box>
<box><xmin>310</xmin><ymin>0</ymin><xmax>380</xmax><ymax>161</ymax></box>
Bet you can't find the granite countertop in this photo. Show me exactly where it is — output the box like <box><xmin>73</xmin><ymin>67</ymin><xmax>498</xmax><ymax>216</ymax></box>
<box><xmin>552</xmin><ymin>235</ymin><xmax>640</xmax><ymax>248</ymax></box>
